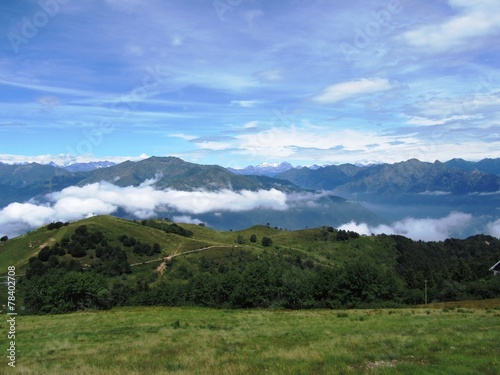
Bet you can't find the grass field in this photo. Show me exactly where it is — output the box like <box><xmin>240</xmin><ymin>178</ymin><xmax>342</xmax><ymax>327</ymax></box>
<box><xmin>1</xmin><ymin>302</ymin><xmax>499</xmax><ymax>374</ymax></box>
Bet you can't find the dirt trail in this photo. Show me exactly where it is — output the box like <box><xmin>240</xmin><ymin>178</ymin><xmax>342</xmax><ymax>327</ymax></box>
<box><xmin>155</xmin><ymin>243</ymin><xmax>182</xmax><ymax>275</ymax></box>
<box><xmin>165</xmin><ymin>245</ymin><xmax>235</xmax><ymax>261</ymax></box>
<box><xmin>131</xmin><ymin>244</ymin><xmax>237</xmax><ymax>274</ymax></box>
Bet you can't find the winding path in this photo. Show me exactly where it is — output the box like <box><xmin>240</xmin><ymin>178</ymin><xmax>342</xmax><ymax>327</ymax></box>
<box><xmin>129</xmin><ymin>244</ymin><xmax>236</xmax><ymax>269</ymax></box>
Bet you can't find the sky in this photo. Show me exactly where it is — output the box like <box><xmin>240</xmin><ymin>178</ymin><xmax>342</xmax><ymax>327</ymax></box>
<box><xmin>1</xmin><ymin>0</ymin><xmax>499</xmax><ymax>168</ymax></box>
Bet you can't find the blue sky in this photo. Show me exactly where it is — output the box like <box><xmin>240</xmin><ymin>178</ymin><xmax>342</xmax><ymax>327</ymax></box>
<box><xmin>1</xmin><ymin>0</ymin><xmax>499</xmax><ymax>167</ymax></box>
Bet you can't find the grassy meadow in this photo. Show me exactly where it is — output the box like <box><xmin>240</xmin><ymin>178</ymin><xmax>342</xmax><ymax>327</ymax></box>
<box><xmin>1</xmin><ymin>302</ymin><xmax>499</xmax><ymax>374</ymax></box>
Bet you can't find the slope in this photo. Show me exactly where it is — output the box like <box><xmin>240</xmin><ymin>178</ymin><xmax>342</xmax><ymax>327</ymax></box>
<box><xmin>0</xmin><ymin>163</ymin><xmax>84</xmax><ymax>207</ymax></box>
<box><xmin>1</xmin><ymin>216</ymin><xmax>499</xmax><ymax>313</ymax></box>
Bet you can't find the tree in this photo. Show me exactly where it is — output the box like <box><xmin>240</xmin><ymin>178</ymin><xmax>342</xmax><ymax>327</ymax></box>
<box><xmin>153</xmin><ymin>243</ymin><xmax>161</xmax><ymax>254</ymax></box>
<box><xmin>47</xmin><ymin>222</ymin><xmax>64</xmax><ymax>230</ymax></box>
<box><xmin>236</xmin><ymin>235</ymin><xmax>244</xmax><ymax>244</ymax></box>
<box><xmin>0</xmin><ymin>235</ymin><xmax>8</xmax><ymax>242</ymax></box>
<box><xmin>261</xmin><ymin>236</ymin><xmax>273</xmax><ymax>247</ymax></box>
<box><xmin>335</xmin><ymin>261</ymin><xmax>404</xmax><ymax>308</ymax></box>
<box><xmin>38</xmin><ymin>246</ymin><xmax>52</xmax><ymax>262</ymax></box>
<box><xmin>249</xmin><ymin>234</ymin><xmax>257</xmax><ymax>243</ymax></box>
<box><xmin>22</xmin><ymin>269</ymin><xmax>111</xmax><ymax>314</ymax></box>
<box><xmin>75</xmin><ymin>225</ymin><xmax>88</xmax><ymax>236</ymax></box>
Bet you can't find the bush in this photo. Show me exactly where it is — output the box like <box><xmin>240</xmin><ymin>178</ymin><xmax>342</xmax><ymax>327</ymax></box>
<box><xmin>261</xmin><ymin>237</ymin><xmax>273</xmax><ymax>247</ymax></box>
<box><xmin>47</xmin><ymin>222</ymin><xmax>65</xmax><ymax>230</ymax></box>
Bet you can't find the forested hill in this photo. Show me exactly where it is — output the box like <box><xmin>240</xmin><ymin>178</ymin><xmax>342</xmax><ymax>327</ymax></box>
<box><xmin>0</xmin><ymin>216</ymin><xmax>499</xmax><ymax>314</ymax></box>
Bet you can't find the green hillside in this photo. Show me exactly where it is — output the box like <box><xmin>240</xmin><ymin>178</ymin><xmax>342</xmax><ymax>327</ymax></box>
<box><xmin>1</xmin><ymin>216</ymin><xmax>499</xmax><ymax>314</ymax></box>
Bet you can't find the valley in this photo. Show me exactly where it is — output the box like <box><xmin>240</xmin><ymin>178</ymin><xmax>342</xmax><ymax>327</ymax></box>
<box><xmin>0</xmin><ymin>156</ymin><xmax>499</xmax><ymax>239</ymax></box>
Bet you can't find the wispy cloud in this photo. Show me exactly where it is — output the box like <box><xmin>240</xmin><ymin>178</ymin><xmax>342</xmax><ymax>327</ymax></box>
<box><xmin>402</xmin><ymin>0</ymin><xmax>500</xmax><ymax>52</ymax></box>
<box><xmin>0</xmin><ymin>1</ymin><xmax>498</xmax><ymax>167</ymax></box>
<box><xmin>312</xmin><ymin>78</ymin><xmax>394</xmax><ymax>104</ymax></box>
<box><xmin>406</xmin><ymin>115</ymin><xmax>484</xmax><ymax>126</ymax></box>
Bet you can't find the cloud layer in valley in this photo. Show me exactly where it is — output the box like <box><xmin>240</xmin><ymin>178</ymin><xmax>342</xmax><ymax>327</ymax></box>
<box><xmin>338</xmin><ymin>212</ymin><xmax>482</xmax><ymax>242</ymax></box>
<box><xmin>1</xmin><ymin>182</ymin><xmax>499</xmax><ymax>242</ymax></box>
<box><xmin>0</xmin><ymin>181</ymin><xmax>287</xmax><ymax>237</ymax></box>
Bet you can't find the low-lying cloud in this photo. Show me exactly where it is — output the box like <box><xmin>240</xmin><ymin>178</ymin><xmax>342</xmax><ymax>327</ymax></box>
<box><xmin>339</xmin><ymin>212</ymin><xmax>477</xmax><ymax>241</ymax></box>
<box><xmin>1</xmin><ymin>181</ymin><xmax>499</xmax><ymax>242</ymax></box>
<box><xmin>0</xmin><ymin>181</ymin><xmax>287</xmax><ymax>237</ymax></box>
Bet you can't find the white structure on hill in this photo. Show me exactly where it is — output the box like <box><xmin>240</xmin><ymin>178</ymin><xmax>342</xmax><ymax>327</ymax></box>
<box><xmin>490</xmin><ymin>261</ymin><xmax>500</xmax><ymax>276</ymax></box>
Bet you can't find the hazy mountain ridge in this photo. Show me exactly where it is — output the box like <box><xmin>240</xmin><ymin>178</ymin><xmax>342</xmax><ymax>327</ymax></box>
<box><xmin>444</xmin><ymin>158</ymin><xmax>500</xmax><ymax>176</ymax></box>
<box><xmin>0</xmin><ymin>163</ymin><xmax>84</xmax><ymax>208</ymax></box>
<box><xmin>275</xmin><ymin>158</ymin><xmax>500</xmax><ymax>195</ymax></box>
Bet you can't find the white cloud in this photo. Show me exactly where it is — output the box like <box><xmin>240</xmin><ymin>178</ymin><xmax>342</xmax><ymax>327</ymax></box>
<box><xmin>403</xmin><ymin>0</ymin><xmax>500</xmax><ymax>52</ymax></box>
<box><xmin>312</xmin><ymin>78</ymin><xmax>393</xmax><ymax>104</ymax></box>
<box><xmin>0</xmin><ymin>182</ymin><xmax>288</xmax><ymax>237</ymax></box>
<box><xmin>339</xmin><ymin>212</ymin><xmax>474</xmax><ymax>241</ymax></box>
<box><xmin>236</xmin><ymin>125</ymin><xmax>418</xmax><ymax>161</ymax></box>
<box><xmin>0</xmin><ymin>203</ymin><xmax>54</xmax><ymax>229</ymax></box>
<box><xmin>173</xmin><ymin>215</ymin><xmax>204</xmax><ymax>225</ymax></box>
<box><xmin>486</xmin><ymin>218</ymin><xmax>500</xmax><ymax>238</ymax></box>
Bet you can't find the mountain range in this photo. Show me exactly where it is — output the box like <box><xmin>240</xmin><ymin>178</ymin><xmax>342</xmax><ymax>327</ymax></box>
<box><xmin>275</xmin><ymin>158</ymin><xmax>500</xmax><ymax>195</ymax></box>
<box><xmin>0</xmin><ymin>156</ymin><xmax>499</xmax><ymax>238</ymax></box>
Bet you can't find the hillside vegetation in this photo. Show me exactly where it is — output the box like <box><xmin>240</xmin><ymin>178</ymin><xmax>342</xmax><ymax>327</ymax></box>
<box><xmin>0</xmin><ymin>215</ymin><xmax>499</xmax><ymax>313</ymax></box>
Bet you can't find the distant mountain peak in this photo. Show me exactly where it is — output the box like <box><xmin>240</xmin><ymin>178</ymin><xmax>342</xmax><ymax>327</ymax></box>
<box><xmin>227</xmin><ymin>162</ymin><xmax>295</xmax><ymax>177</ymax></box>
<box><xmin>63</xmin><ymin>161</ymin><xmax>116</xmax><ymax>172</ymax></box>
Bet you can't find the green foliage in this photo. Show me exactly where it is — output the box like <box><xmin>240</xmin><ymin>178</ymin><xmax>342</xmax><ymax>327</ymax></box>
<box><xmin>335</xmin><ymin>261</ymin><xmax>404</xmax><ymax>308</ymax></box>
<box><xmin>22</xmin><ymin>269</ymin><xmax>111</xmax><ymax>314</ymax></box>
<box><xmin>141</xmin><ymin>219</ymin><xmax>194</xmax><ymax>237</ymax></box>
<box><xmin>93</xmin><ymin>245</ymin><xmax>131</xmax><ymax>276</ymax></box>
<box><xmin>7</xmin><ymin>215</ymin><xmax>500</xmax><ymax>314</ymax></box>
<box><xmin>392</xmin><ymin>234</ymin><xmax>500</xmax><ymax>301</ymax></box>
<box><xmin>261</xmin><ymin>236</ymin><xmax>273</xmax><ymax>247</ymax></box>
<box><xmin>336</xmin><ymin>229</ymin><xmax>360</xmax><ymax>241</ymax></box>
<box><xmin>47</xmin><ymin>221</ymin><xmax>68</xmax><ymax>230</ymax></box>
